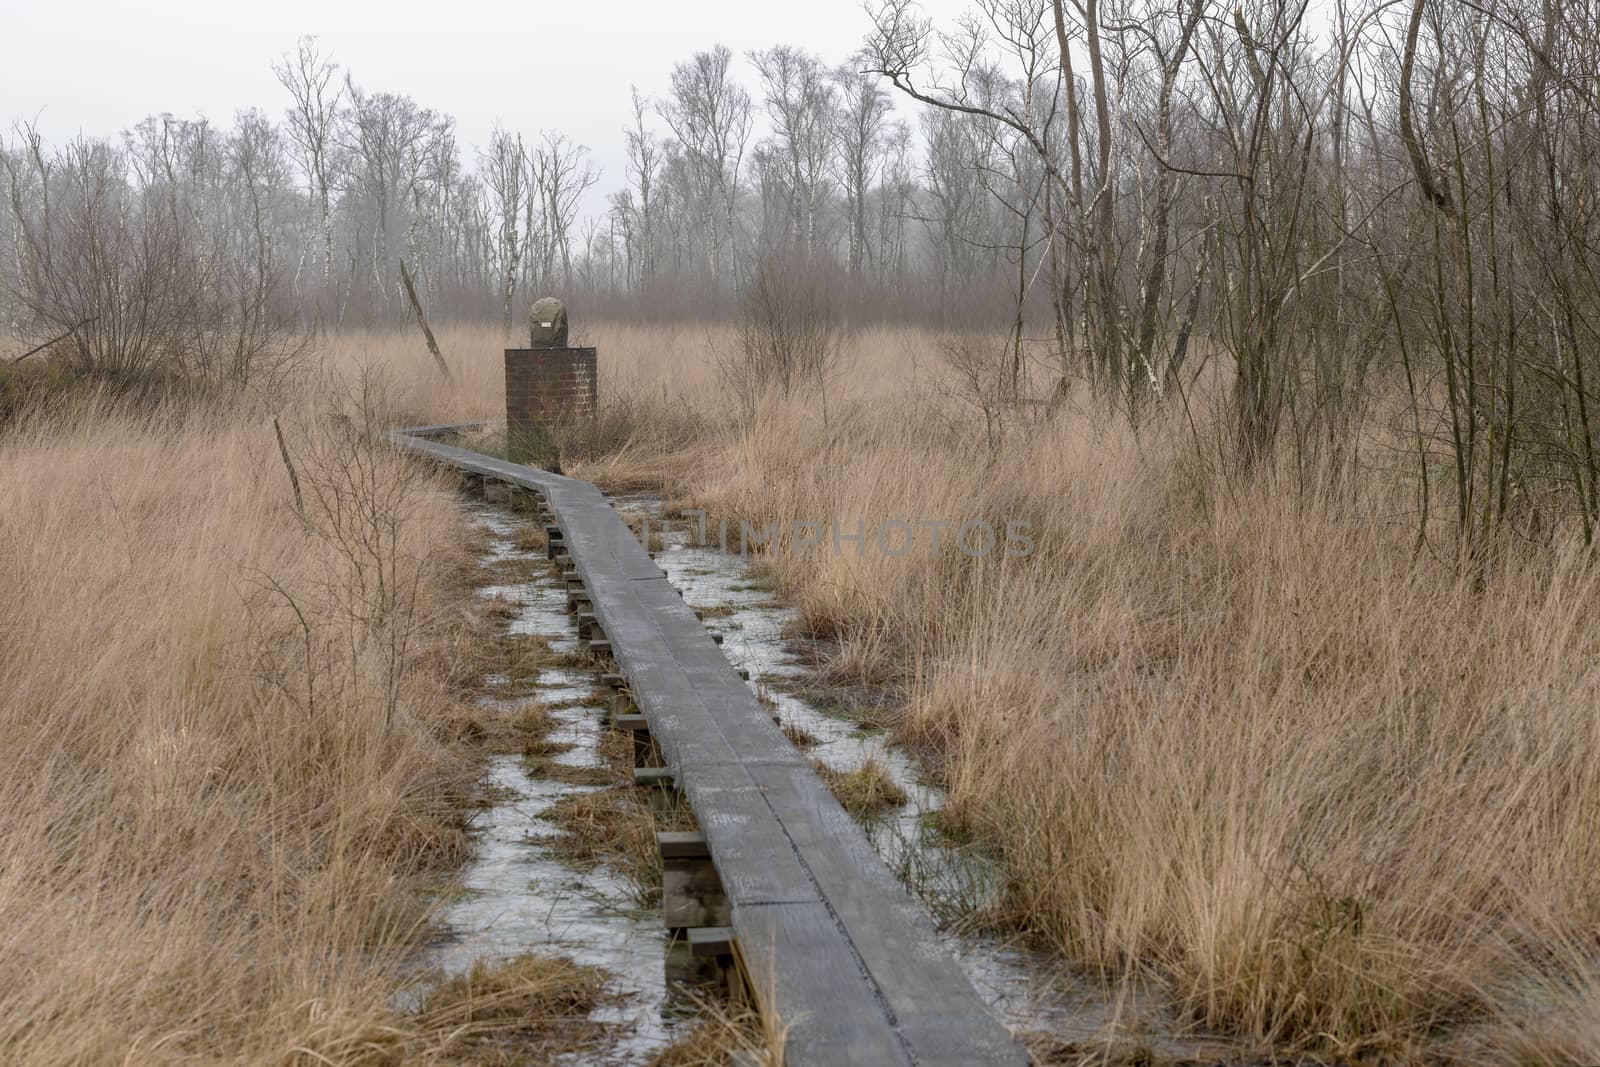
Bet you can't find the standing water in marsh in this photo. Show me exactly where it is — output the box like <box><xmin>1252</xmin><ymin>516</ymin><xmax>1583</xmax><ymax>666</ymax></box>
<box><xmin>418</xmin><ymin>500</ymin><xmax>697</xmax><ymax>1063</ymax></box>
<box><xmin>427</xmin><ymin>489</ymin><xmax>1244</xmax><ymax>1063</ymax></box>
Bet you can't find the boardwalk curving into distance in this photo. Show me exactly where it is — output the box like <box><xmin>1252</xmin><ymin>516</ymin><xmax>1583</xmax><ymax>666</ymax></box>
<box><xmin>389</xmin><ymin>424</ymin><xmax>1029</xmax><ymax>1066</ymax></box>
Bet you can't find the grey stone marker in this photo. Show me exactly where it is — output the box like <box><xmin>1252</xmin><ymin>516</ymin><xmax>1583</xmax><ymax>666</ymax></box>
<box><xmin>529</xmin><ymin>296</ymin><xmax>569</xmax><ymax>348</ymax></box>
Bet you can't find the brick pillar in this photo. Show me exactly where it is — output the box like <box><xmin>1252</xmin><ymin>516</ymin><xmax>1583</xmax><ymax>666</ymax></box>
<box><xmin>504</xmin><ymin>347</ymin><xmax>597</xmax><ymax>457</ymax></box>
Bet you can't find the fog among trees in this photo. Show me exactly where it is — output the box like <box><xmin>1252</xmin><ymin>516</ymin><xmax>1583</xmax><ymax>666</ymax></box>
<box><xmin>7</xmin><ymin>0</ymin><xmax>1600</xmax><ymax>543</ymax></box>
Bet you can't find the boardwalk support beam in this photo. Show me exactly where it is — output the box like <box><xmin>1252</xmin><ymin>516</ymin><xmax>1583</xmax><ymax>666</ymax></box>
<box><xmin>658</xmin><ymin>831</ymin><xmax>730</xmax><ymax>930</ymax></box>
<box><xmin>613</xmin><ymin>713</ymin><xmax>659</xmax><ymax>768</ymax></box>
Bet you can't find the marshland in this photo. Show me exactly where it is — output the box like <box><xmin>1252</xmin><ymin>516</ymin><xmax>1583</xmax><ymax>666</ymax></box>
<box><xmin>6</xmin><ymin>1</ymin><xmax>1600</xmax><ymax>1063</ymax></box>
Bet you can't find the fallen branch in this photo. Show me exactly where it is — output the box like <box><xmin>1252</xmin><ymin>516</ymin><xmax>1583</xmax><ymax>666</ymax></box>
<box><xmin>273</xmin><ymin>416</ymin><xmax>304</xmax><ymax>514</ymax></box>
<box><xmin>399</xmin><ymin>259</ymin><xmax>453</xmax><ymax>384</ymax></box>
<box><xmin>7</xmin><ymin>317</ymin><xmax>99</xmax><ymax>366</ymax></box>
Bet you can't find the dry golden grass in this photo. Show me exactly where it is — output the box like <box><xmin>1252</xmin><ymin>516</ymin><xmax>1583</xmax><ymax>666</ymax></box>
<box><xmin>0</xmin><ymin>391</ymin><xmax>484</xmax><ymax>1061</ymax></box>
<box><xmin>647</xmin><ymin>999</ymin><xmax>784</xmax><ymax>1066</ymax></box>
<box><xmin>414</xmin><ymin>952</ymin><xmax>609</xmax><ymax>1063</ymax></box>
<box><xmin>344</xmin><ymin>321</ymin><xmax>1600</xmax><ymax>1058</ymax></box>
<box><xmin>542</xmin><ymin>786</ymin><xmax>666</xmax><ymax>892</ymax></box>
<box><xmin>11</xmin><ymin>319</ymin><xmax>1600</xmax><ymax>1063</ymax></box>
<box><xmin>542</xmin><ymin>764</ymin><xmax>699</xmax><ymax>906</ymax></box>
<box><xmin>779</xmin><ymin>719</ymin><xmax>821</xmax><ymax>749</ymax></box>
<box><xmin>659</xmin><ymin>360</ymin><xmax>1600</xmax><ymax>1062</ymax></box>
<box><xmin>816</xmin><ymin>758</ymin><xmax>910</xmax><ymax>819</ymax></box>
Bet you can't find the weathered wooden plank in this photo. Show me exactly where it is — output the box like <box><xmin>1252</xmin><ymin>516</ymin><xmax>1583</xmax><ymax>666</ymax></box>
<box><xmin>733</xmin><ymin>901</ymin><xmax>914</xmax><ymax>1067</ymax></box>
<box><xmin>583</xmin><ymin>578</ymin><xmax>806</xmax><ymax>773</ymax></box>
<box><xmin>663</xmin><ymin>851</ymin><xmax>730</xmax><ymax>929</ymax></box>
<box><xmin>675</xmin><ymin>761</ymin><xmax>820</xmax><ymax>908</ymax></box>
<box><xmin>745</xmin><ymin>763</ymin><xmax>1029</xmax><ymax>1065</ymax></box>
<box><xmin>631</xmin><ymin>766</ymin><xmax>674</xmax><ymax>789</ymax></box>
<box><xmin>656</xmin><ymin>830</ymin><xmax>709</xmax><ymax>859</ymax></box>
<box><xmin>627</xmin><ymin>579</ymin><xmax>806</xmax><ymax>768</ymax></box>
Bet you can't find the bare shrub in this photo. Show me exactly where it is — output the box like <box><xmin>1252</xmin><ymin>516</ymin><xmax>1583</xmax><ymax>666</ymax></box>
<box><xmin>3</xmin><ymin>125</ymin><xmax>306</xmax><ymax>393</ymax></box>
<box><xmin>936</xmin><ymin>334</ymin><xmax>1018</xmax><ymax>448</ymax></box>
<box><xmin>0</xmin><ymin>359</ymin><xmax>84</xmax><ymax>426</ymax></box>
<box><xmin>716</xmin><ymin>251</ymin><xmax>850</xmax><ymax>420</ymax></box>
<box><xmin>0</xmin><ymin>392</ymin><xmax>475</xmax><ymax>1059</ymax></box>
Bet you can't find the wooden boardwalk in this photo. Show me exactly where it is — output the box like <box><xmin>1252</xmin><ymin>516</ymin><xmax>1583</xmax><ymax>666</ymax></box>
<box><xmin>390</xmin><ymin>425</ymin><xmax>1028</xmax><ymax>1066</ymax></box>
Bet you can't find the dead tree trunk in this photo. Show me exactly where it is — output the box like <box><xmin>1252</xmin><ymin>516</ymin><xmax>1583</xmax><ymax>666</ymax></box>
<box><xmin>399</xmin><ymin>259</ymin><xmax>453</xmax><ymax>384</ymax></box>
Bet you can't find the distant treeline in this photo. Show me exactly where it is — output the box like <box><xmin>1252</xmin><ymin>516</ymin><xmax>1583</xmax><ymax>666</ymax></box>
<box><xmin>6</xmin><ymin>1</ymin><xmax>1600</xmax><ymax>543</ymax></box>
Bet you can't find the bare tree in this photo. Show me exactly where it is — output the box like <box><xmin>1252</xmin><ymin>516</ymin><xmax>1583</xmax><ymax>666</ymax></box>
<box><xmin>3</xmin><ymin>126</ymin><xmax>302</xmax><ymax>389</ymax></box>
<box><xmin>218</xmin><ymin>108</ymin><xmax>303</xmax><ymax>387</ymax></box>
<box><xmin>528</xmin><ymin>131</ymin><xmax>599</xmax><ymax>297</ymax></box>
<box><xmin>273</xmin><ymin>36</ymin><xmax>344</xmax><ymax>318</ymax></box>
<box><xmin>833</xmin><ymin>64</ymin><xmax>893</xmax><ymax>288</ymax></box>
<box><xmin>622</xmin><ymin>87</ymin><xmax>664</xmax><ymax>291</ymax></box>
<box><xmin>752</xmin><ymin>45</ymin><xmax>839</xmax><ymax>262</ymax></box>
<box><xmin>338</xmin><ymin>83</ymin><xmax>442</xmax><ymax>317</ymax></box>
<box><xmin>1119</xmin><ymin>0</ymin><xmax>1207</xmax><ymax>397</ymax></box>
<box><xmin>479</xmin><ymin>125</ymin><xmax>527</xmax><ymax>332</ymax></box>
<box><xmin>658</xmin><ymin>45</ymin><xmax>753</xmax><ymax>301</ymax></box>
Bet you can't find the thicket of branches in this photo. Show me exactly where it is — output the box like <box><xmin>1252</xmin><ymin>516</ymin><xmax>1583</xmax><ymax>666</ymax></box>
<box><xmin>852</xmin><ymin>0</ymin><xmax>1600</xmax><ymax>555</ymax></box>
<box><xmin>4</xmin><ymin>1</ymin><xmax>1600</xmax><ymax>548</ymax></box>
<box><xmin>3</xmin><ymin>117</ymin><xmax>306</xmax><ymax>389</ymax></box>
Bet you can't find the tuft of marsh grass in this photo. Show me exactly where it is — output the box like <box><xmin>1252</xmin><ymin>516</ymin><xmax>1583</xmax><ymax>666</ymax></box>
<box><xmin>511</xmin><ymin>524</ymin><xmax>549</xmax><ymax>553</ymax></box>
<box><xmin>625</xmin><ymin>516</ymin><xmax>668</xmax><ymax>552</ymax></box>
<box><xmin>646</xmin><ymin>999</ymin><xmax>782</xmax><ymax>1066</ymax></box>
<box><xmin>486</xmin><ymin>632</ymin><xmax>564</xmax><ymax>681</ymax></box>
<box><xmin>522</xmin><ymin>754</ymin><xmax>613</xmax><ymax>787</ymax></box>
<box><xmin>415</xmin><ymin>952</ymin><xmax>609</xmax><ymax>1062</ymax></box>
<box><xmin>543</xmin><ymin>786</ymin><xmax>698</xmax><ymax>905</ymax></box>
<box><xmin>919</xmin><ymin>806</ymin><xmax>978</xmax><ymax>849</ymax></box>
<box><xmin>483</xmin><ymin>552</ymin><xmax>545</xmax><ymax>585</ymax></box>
<box><xmin>1021</xmin><ymin>1033</ymin><xmax>1167</xmax><ymax>1066</ymax></box>
<box><xmin>510</xmin><ymin>702</ymin><xmax>570</xmax><ymax>758</ymax></box>
<box><xmin>477</xmin><ymin>593</ymin><xmax>524</xmax><ymax>627</ymax></box>
<box><xmin>780</xmin><ymin>720</ymin><xmax>820</xmax><ymax>749</ymax></box>
<box><xmin>815</xmin><ymin>758</ymin><xmax>909</xmax><ymax>820</ymax></box>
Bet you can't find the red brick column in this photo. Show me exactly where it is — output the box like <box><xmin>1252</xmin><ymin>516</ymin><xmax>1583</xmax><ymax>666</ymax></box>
<box><xmin>504</xmin><ymin>346</ymin><xmax>597</xmax><ymax>444</ymax></box>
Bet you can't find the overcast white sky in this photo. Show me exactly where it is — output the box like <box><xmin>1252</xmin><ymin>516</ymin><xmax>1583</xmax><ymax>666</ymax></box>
<box><xmin>4</xmin><ymin>0</ymin><xmax>967</xmax><ymax>213</ymax></box>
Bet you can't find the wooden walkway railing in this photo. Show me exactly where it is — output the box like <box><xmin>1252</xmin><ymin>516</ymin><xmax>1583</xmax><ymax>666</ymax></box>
<box><xmin>389</xmin><ymin>424</ymin><xmax>1028</xmax><ymax>1066</ymax></box>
